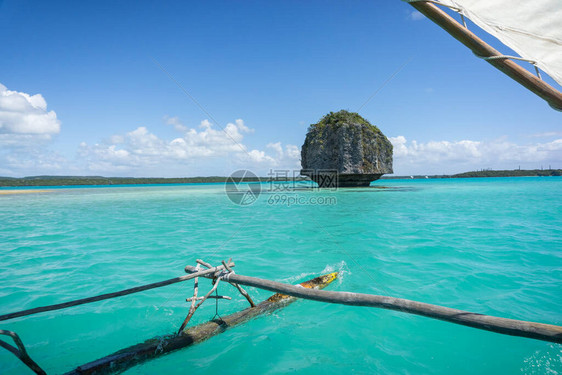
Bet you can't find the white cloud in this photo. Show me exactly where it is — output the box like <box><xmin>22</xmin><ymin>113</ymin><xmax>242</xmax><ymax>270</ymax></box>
<box><xmin>267</xmin><ymin>141</ymin><xmax>283</xmax><ymax>156</ymax></box>
<box><xmin>286</xmin><ymin>144</ymin><xmax>300</xmax><ymax>160</ymax></box>
<box><xmin>0</xmin><ymin>83</ymin><xmax>68</xmax><ymax>176</ymax></box>
<box><xmin>233</xmin><ymin>118</ymin><xmax>253</xmax><ymax>133</ymax></box>
<box><xmin>79</xmin><ymin>118</ymin><xmax>300</xmax><ymax>176</ymax></box>
<box><xmin>409</xmin><ymin>10</ymin><xmax>425</xmax><ymax>21</ymax></box>
<box><xmin>164</xmin><ymin>116</ymin><xmax>187</xmax><ymax>132</ymax></box>
<box><xmin>109</xmin><ymin>134</ymin><xmax>125</xmax><ymax>144</ymax></box>
<box><xmin>390</xmin><ymin>136</ymin><xmax>562</xmax><ymax>175</ymax></box>
<box><xmin>0</xmin><ymin>146</ymin><xmax>73</xmax><ymax>177</ymax></box>
<box><xmin>244</xmin><ymin>149</ymin><xmax>275</xmax><ymax>164</ymax></box>
<box><xmin>265</xmin><ymin>142</ymin><xmax>302</xmax><ymax>168</ymax></box>
<box><xmin>0</xmin><ymin>134</ymin><xmax>52</xmax><ymax>148</ymax></box>
<box><xmin>0</xmin><ymin>83</ymin><xmax>60</xmax><ymax>137</ymax></box>
<box><xmin>3</xmin><ymin>97</ymin><xmax>559</xmax><ymax>178</ymax></box>
<box><xmin>528</xmin><ymin>131</ymin><xmax>562</xmax><ymax>138</ymax></box>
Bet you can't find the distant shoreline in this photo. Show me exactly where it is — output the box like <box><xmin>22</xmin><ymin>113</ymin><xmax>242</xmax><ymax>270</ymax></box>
<box><xmin>0</xmin><ymin>169</ymin><xmax>560</xmax><ymax>187</ymax></box>
<box><xmin>381</xmin><ymin>168</ymin><xmax>561</xmax><ymax>180</ymax></box>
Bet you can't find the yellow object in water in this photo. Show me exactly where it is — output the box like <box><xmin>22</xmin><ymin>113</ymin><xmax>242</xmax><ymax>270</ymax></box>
<box><xmin>267</xmin><ymin>272</ymin><xmax>338</xmax><ymax>302</ymax></box>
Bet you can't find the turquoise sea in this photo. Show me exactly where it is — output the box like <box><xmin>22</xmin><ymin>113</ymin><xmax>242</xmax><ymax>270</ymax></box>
<box><xmin>1</xmin><ymin>177</ymin><xmax>561</xmax><ymax>374</ymax></box>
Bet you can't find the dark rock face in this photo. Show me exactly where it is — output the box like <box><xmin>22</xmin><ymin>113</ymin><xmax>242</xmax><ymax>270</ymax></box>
<box><xmin>301</xmin><ymin>110</ymin><xmax>393</xmax><ymax>187</ymax></box>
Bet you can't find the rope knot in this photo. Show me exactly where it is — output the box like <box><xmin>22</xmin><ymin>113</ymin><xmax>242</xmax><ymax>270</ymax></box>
<box><xmin>219</xmin><ymin>269</ymin><xmax>235</xmax><ymax>281</ymax></box>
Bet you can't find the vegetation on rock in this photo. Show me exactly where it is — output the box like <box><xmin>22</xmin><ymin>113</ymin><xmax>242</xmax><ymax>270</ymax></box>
<box><xmin>301</xmin><ymin>110</ymin><xmax>393</xmax><ymax>186</ymax></box>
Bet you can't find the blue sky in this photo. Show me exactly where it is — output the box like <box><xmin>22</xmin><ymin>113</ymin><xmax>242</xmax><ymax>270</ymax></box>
<box><xmin>1</xmin><ymin>0</ymin><xmax>561</xmax><ymax>177</ymax></box>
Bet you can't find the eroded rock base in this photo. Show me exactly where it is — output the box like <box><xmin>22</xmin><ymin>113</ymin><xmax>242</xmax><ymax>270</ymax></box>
<box><xmin>302</xmin><ymin>172</ymin><xmax>383</xmax><ymax>188</ymax></box>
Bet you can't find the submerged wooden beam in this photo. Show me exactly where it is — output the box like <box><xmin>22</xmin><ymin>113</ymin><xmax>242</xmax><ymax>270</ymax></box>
<box><xmin>407</xmin><ymin>1</ymin><xmax>562</xmax><ymax>111</ymax></box>
<box><xmin>64</xmin><ymin>272</ymin><xmax>339</xmax><ymax>375</ymax></box>
<box><xmin>196</xmin><ymin>271</ymin><xmax>562</xmax><ymax>344</ymax></box>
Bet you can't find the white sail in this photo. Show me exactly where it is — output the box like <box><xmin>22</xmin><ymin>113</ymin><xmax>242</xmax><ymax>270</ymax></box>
<box><xmin>436</xmin><ymin>0</ymin><xmax>562</xmax><ymax>86</ymax></box>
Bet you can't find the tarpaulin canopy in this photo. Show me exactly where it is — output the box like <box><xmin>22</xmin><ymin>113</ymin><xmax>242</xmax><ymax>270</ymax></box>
<box><xmin>437</xmin><ymin>0</ymin><xmax>562</xmax><ymax>85</ymax></box>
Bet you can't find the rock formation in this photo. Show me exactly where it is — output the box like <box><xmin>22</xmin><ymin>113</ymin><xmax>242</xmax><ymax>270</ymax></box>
<box><xmin>301</xmin><ymin>110</ymin><xmax>393</xmax><ymax>187</ymax></box>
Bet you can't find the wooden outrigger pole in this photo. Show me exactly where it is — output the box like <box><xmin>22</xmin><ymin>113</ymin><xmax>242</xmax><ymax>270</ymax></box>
<box><xmin>406</xmin><ymin>1</ymin><xmax>562</xmax><ymax>111</ymax></box>
<box><xmin>196</xmin><ymin>268</ymin><xmax>562</xmax><ymax>344</ymax></box>
<box><xmin>2</xmin><ymin>260</ymin><xmax>561</xmax><ymax>375</ymax></box>
<box><xmin>0</xmin><ymin>265</ymin><xmax>232</xmax><ymax>323</ymax></box>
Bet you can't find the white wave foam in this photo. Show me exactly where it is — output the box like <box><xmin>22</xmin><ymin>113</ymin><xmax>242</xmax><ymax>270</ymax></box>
<box><xmin>521</xmin><ymin>344</ymin><xmax>562</xmax><ymax>374</ymax></box>
<box><xmin>279</xmin><ymin>260</ymin><xmax>350</xmax><ymax>286</ymax></box>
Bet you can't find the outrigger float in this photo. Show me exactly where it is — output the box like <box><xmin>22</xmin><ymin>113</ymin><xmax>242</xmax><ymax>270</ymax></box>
<box><xmin>1</xmin><ymin>259</ymin><xmax>561</xmax><ymax>375</ymax></box>
<box><xmin>66</xmin><ymin>268</ymin><xmax>337</xmax><ymax>374</ymax></box>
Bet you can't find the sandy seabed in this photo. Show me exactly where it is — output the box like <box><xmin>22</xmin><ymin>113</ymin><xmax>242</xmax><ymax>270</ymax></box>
<box><xmin>0</xmin><ymin>189</ymin><xmax>51</xmax><ymax>195</ymax></box>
